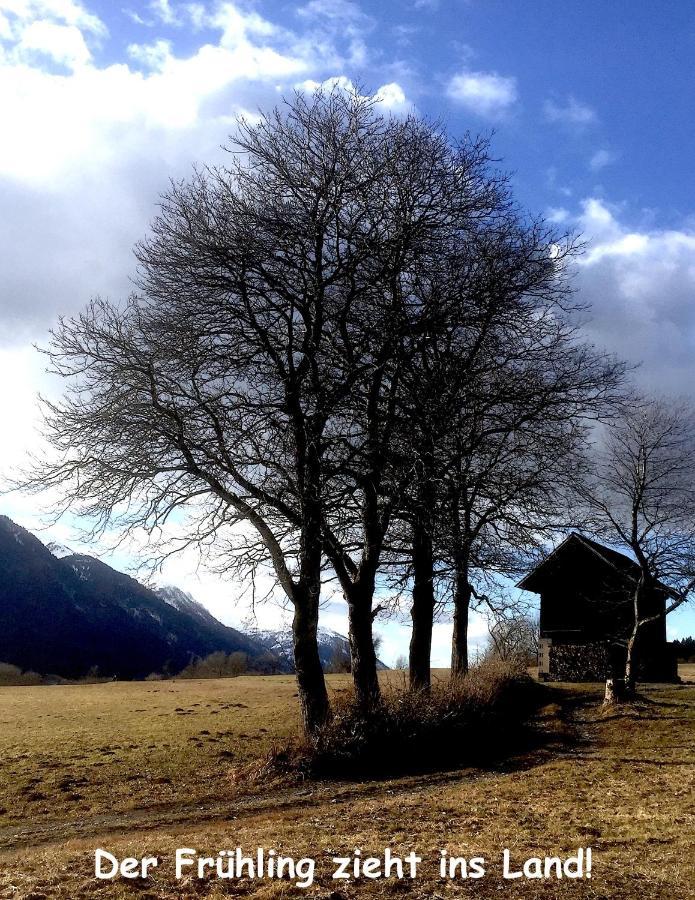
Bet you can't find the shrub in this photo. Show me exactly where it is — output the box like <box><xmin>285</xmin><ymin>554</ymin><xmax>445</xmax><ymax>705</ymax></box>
<box><xmin>179</xmin><ymin>650</ymin><xmax>249</xmax><ymax>679</ymax></box>
<box><xmin>0</xmin><ymin>663</ymin><xmax>43</xmax><ymax>686</ymax></box>
<box><xmin>76</xmin><ymin>665</ymin><xmax>112</xmax><ymax>684</ymax></box>
<box><xmin>259</xmin><ymin>659</ymin><xmax>542</xmax><ymax>779</ymax></box>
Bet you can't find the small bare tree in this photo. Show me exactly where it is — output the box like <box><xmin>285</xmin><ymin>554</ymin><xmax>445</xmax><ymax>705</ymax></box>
<box><xmin>581</xmin><ymin>396</ymin><xmax>695</xmax><ymax>702</ymax></box>
<box><xmin>484</xmin><ymin>613</ymin><xmax>539</xmax><ymax>664</ymax></box>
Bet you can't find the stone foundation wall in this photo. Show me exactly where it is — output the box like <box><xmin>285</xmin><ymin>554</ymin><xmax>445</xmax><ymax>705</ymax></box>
<box><xmin>548</xmin><ymin>642</ymin><xmax>609</xmax><ymax>682</ymax></box>
<box><xmin>547</xmin><ymin>641</ymin><xmax>678</xmax><ymax>683</ymax></box>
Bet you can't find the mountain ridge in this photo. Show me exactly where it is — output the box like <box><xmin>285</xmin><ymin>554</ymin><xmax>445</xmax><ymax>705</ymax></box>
<box><xmin>0</xmin><ymin>516</ymin><xmax>384</xmax><ymax>678</ymax></box>
<box><xmin>0</xmin><ymin>515</ymin><xmax>275</xmax><ymax>679</ymax></box>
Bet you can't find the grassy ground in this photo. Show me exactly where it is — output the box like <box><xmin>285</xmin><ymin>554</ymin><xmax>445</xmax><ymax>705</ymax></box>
<box><xmin>0</xmin><ymin>670</ymin><xmax>693</xmax><ymax>899</ymax></box>
<box><xmin>680</xmin><ymin>662</ymin><xmax>695</xmax><ymax>682</ymax></box>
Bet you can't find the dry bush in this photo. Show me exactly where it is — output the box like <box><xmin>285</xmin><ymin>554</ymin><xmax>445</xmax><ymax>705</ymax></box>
<box><xmin>179</xmin><ymin>651</ymin><xmax>249</xmax><ymax>679</ymax></box>
<box><xmin>256</xmin><ymin>660</ymin><xmax>541</xmax><ymax>780</ymax></box>
<box><xmin>145</xmin><ymin>671</ymin><xmax>164</xmax><ymax>681</ymax></box>
<box><xmin>0</xmin><ymin>663</ymin><xmax>43</xmax><ymax>686</ymax></box>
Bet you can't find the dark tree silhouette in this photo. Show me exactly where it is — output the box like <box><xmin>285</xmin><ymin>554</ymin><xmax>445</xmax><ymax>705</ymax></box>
<box><xmin>392</xmin><ymin>220</ymin><xmax>624</xmax><ymax>689</ymax></box>
<box><xmin>21</xmin><ymin>86</ymin><xmax>448</xmax><ymax>734</ymax></box>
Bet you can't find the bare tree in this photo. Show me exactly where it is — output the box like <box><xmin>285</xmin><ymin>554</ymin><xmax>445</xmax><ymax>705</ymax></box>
<box><xmin>580</xmin><ymin>396</ymin><xmax>695</xmax><ymax>702</ymax></box>
<box><xmin>18</xmin><ymin>87</ymin><xmax>458</xmax><ymax>735</ymax></box>
<box><xmin>392</xmin><ymin>217</ymin><xmax>624</xmax><ymax>689</ymax></box>
<box><xmin>315</xmin><ymin>121</ymin><xmax>516</xmax><ymax>709</ymax></box>
<box><xmin>484</xmin><ymin>612</ymin><xmax>539</xmax><ymax>664</ymax></box>
<box><xmin>443</xmin><ymin>342</ymin><xmax>622</xmax><ymax>680</ymax></box>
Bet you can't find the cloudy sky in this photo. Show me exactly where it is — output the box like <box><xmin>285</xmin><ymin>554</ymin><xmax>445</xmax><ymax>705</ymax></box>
<box><xmin>2</xmin><ymin>0</ymin><xmax>695</xmax><ymax>661</ymax></box>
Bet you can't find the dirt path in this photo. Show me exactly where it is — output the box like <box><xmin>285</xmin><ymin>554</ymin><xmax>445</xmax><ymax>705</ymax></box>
<box><xmin>0</xmin><ymin>768</ymin><xmax>498</xmax><ymax>853</ymax></box>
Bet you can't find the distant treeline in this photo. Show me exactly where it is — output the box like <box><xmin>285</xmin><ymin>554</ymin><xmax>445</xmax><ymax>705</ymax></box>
<box><xmin>0</xmin><ymin>662</ymin><xmax>113</xmax><ymax>686</ymax></box>
<box><xmin>150</xmin><ymin>651</ymin><xmax>252</xmax><ymax>680</ymax></box>
<box><xmin>673</xmin><ymin>637</ymin><xmax>695</xmax><ymax>663</ymax></box>
<box><xmin>0</xmin><ymin>652</ymin><xmax>275</xmax><ymax>686</ymax></box>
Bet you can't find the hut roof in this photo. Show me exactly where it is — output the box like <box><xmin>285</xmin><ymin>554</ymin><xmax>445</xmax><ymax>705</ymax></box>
<box><xmin>517</xmin><ymin>532</ymin><xmax>675</xmax><ymax>596</ymax></box>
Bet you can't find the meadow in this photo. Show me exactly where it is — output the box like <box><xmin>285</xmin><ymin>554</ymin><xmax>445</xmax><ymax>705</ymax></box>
<box><xmin>0</xmin><ymin>669</ymin><xmax>693</xmax><ymax>899</ymax></box>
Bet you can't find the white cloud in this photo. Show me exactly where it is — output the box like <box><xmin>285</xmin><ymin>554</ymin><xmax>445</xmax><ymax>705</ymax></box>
<box><xmin>375</xmin><ymin>80</ymin><xmax>408</xmax><ymax>110</ymax></box>
<box><xmin>212</xmin><ymin>2</ymin><xmax>278</xmax><ymax>44</ymax></box>
<box><xmin>0</xmin><ymin>345</ymin><xmax>45</xmax><ymax>467</ymax></box>
<box><xmin>544</xmin><ymin>95</ymin><xmax>596</xmax><ymax>126</ymax></box>
<box><xmin>0</xmin><ymin>0</ymin><xmax>105</xmax><ymax>70</ymax></box>
<box><xmin>0</xmin><ymin>0</ymin><xmax>415</xmax><ymax>342</ymax></box>
<box><xmin>127</xmin><ymin>36</ymin><xmax>171</xmax><ymax>70</ymax></box>
<box><xmin>148</xmin><ymin>0</ymin><xmax>179</xmax><ymax>26</ymax></box>
<box><xmin>0</xmin><ymin>0</ymin><xmax>105</xmax><ymax>35</ymax></box>
<box><xmin>574</xmin><ymin>198</ymin><xmax>695</xmax><ymax>394</ymax></box>
<box><xmin>18</xmin><ymin>19</ymin><xmax>91</xmax><ymax>66</ymax></box>
<box><xmin>0</xmin><ymin>6</ymin><xmax>313</xmax><ymax>184</ymax></box>
<box><xmin>446</xmin><ymin>69</ymin><xmax>517</xmax><ymax>118</ymax></box>
<box><xmin>297</xmin><ymin>0</ymin><xmax>369</xmax><ymax>25</ymax></box>
<box><xmin>589</xmin><ymin>148</ymin><xmax>618</xmax><ymax>171</ymax></box>
<box><xmin>185</xmin><ymin>3</ymin><xmax>206</xmax><ymax>30</ymax></box>
<box><xmin>546</xmin><ymin>206</ymin><xmax>570</xmax><ymax>224</ymax></box>
<box><xmin>294</xmin><ymin>0</ymin><xmax>373</xmax><ymax>72</ymax></box>
<box><xmin>296</xmin><ymin>76</ymin><xmax>411</xmax><ymax>114</ymax></box>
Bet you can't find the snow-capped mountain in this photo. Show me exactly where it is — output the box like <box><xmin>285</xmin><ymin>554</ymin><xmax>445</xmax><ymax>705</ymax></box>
<box><xmin>251</xmin><ymin>626</ymin><xmax>388</xmax><ymax>671</ymax></box>
<box><xmin>46</xmin><ymin>541</ymin><xmax>74</xmax><ymax>559</ymax></box>
<box><xmin>0</xmin><ymin>515</ymin><xmax>277</xmax><ymax>679</ymax></box>
<box><xmin>0</xmin><ymin>515</ymin><xmax>386</xmax><ymax>679</ymax></box>
<box><xmin>155</xmin><ymin>584</ymin><xmax>222</xmax><ymax>627</ymax></box>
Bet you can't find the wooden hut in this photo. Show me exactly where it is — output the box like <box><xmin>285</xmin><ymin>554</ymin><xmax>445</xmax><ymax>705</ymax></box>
<box><xmin>518</xmin><ymin>532</ymin><xmax>677</xmax><ymax>682</ymax></box>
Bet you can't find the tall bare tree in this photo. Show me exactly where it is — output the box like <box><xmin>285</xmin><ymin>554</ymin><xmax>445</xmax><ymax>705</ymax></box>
<box><xmin>19</xmin><ymin>87</ymin><xmax>475</xmax><ymax>734</ymax></box>
<box><xmin>484</xmin><ymin>611</ymin><xmax>539</xmax><ymax>664</ymax></box>
<box><xmin>443</xmin><ymin>339</ymin><xmax>623</xmax><ymax>679</ymax></box>
<box><xmin>580</xmin><ymin>396</ymin><xmax>695</xmax><ymax>702</ymax></box>
<box><xmin>394</xmin><ymin>222</ymin><xmax>624</xmax><ymax>689</ymax></box>
<box><xmin>317</xmin><ymin>126</ymin><xmax>518</xmax><ymax>706</ymax></box>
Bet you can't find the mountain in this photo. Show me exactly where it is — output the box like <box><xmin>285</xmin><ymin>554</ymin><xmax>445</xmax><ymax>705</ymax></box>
<box><xmin>0</xmin><ymin>515</ymin><xmax>276</xmax><ymax>679</ymax></box>
<box><xmin>45</xmin><ymin>541</ymin><xmax>73</xmax><ymax>559</ymax></box>
<box><xmin>253</xmin><ymin>626</ymin><xmax>388</xmax><ymax>671</ymax></box>
<box><xmin>155</xmin><ymin>585</ymin><xmax>226</xmax><ymax>628</ymax></box>
<box><xmin>0</xmin><ymin>515</ymin><xmax>385</xmax><ymax>679</ymax></box>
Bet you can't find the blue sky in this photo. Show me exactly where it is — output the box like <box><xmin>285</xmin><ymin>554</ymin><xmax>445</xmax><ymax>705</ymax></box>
<box><xmin>1</xmin><ymin>0</ymin><xmax>695</xmax><ymax>659</ymax></box>
<box><xmin>63</xmin><ymin>0</ymin><xmax>695</xmax><ymax>225</ymax></box>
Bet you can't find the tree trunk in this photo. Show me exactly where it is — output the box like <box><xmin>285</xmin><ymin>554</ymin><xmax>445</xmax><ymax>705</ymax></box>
<box><xmin>603</xmin><ymin>677</ymin><xmax>627</xmax><ymax>706</ymax></box>
<box><xmin>451</xmin><ymin>560</ymin><xmax>472</xmax><ymax>677</ymax></box>
<box><xmin>409</xmin><ymin>511</ymin><xmax>435</xmax><ymax>691</ymax></box>
<box><xmin>292</xmin><ymin>582</ymin><xmax>331</xmax><ymax>736</ymax></box>
<box><xmin>292</xmin><ymin>438</ymin><xmax>331</xmax><ymax>737</ymax></box>
<box><xmin>346</xmin><ymin>582</ymin><xmax>382</xmax><ymax>713</ymax></box>
<box><xmin>623</xmin><ymin>629</ymin><xmax>638</xmax><ymax>698</ymax></box>
<box><xmin>623</xmin><ymin>579</ymin><xmax>647</xmax><ymax>699</ymax></box>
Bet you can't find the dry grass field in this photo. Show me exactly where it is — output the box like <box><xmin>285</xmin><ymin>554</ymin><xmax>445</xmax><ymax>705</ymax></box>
<box><xmin>0</xmin><ymin>669</ymin><xmax>693</xmax><ymax>899</ymax></box>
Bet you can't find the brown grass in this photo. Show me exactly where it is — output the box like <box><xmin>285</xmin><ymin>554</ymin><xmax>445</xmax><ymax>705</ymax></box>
<box><xmin>680</xmin><ymin>662</ymin><xmax>695</xmax><ymax>683</ymax></box>
<box><xmin>0</xmin><ymin>673</ymin><xmax>305</xmax><ymax>830</ymax></box>
<box><xmin>0</xmin><ymin>668</ymin><xmax>694</xmax><ymax>899</ymax></box>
